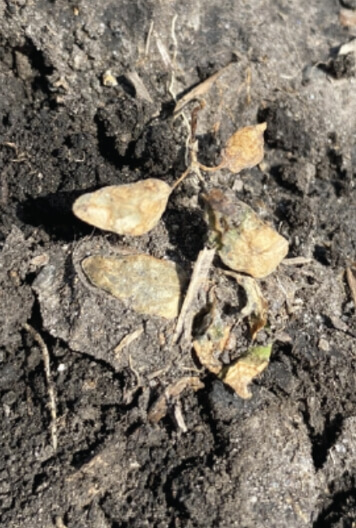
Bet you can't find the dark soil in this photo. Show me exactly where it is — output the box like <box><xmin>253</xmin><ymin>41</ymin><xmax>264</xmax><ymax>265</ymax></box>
<box><xmin>0</xmin><ymin>1</ymin><xmax>355</xmax><ymax>527</ymax></box>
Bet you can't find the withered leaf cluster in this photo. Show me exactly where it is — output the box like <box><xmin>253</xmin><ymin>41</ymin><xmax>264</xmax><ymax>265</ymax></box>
<box><xmin>72</xmin><ymin>121</ymin><xmax>288</xmax><ymax>403</ymax></box>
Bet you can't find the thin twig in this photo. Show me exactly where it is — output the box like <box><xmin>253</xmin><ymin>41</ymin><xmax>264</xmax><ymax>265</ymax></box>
<box><xmin>114</xmin><ymin>327</ymin><xmax>144</xmax><ymax>355</ymax></box>
<box><xmin>24</xmin><ymin>323</ymin><xmax>58</xmax><ymax>451</ymax></box>
<box><xmin>144</xmin><ymin>20</ymin><xmax>154</xmax><ymax>57</ymax></box>
<box><xmin>170</xmin><ymin>14</ymin><xmax>178</xmax><ymax>64</ymax></box>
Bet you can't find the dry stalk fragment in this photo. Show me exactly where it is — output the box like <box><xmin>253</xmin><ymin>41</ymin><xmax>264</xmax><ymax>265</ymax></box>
<box><xmin>148</xmin><ymin>376</ymin><xmax>204</xmax><ymax>423</ymax></box>
<box><xmin>24</xmin><ymin>323</ymin><xmax>58</xmax><ymax>451</ymax></box>
<box><xmin>174</xmin><ymin>64</ymin><xmax>231</xmax><ymax>115</ymax></box>
<box><xmin>172</xmin><ymin>247</ymin><xmax>215</xmax><ymax>344</ymax></box>
<box><xmin>113</xmin><ymin>327</ymin><xmax>144</xmax><ymax>355</ymax></box>
<box><xmin>73</xmin><ymin>178</ymin><xmax>171</xmax><ymax>236</ymax></box>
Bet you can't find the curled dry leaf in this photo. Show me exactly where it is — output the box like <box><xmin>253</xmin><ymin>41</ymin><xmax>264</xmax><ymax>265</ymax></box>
<box><xmin>220</xmin><ymin>122</ymin><xmax>267</xmax><ymax>173</ymax></box>
<box><xmin>73</xmin><ymin>178</ymin><xmax>171</xmax><ymax>236</ymax></box>
<box><xmin>204</xmin><ymin>188</ymin><xmax>289</xmax><ymax>278</ymax></box>
<box><xmin>224</xmin><ymin>271</ymin><xmax>268</xmax><ymax>339</ymax></box>
<box><xmin>221</xmin><ymin>344</ymin><xmax>272</xmax><ymax>399</ymax></box>
<box><xmin>148</xmin><ymin>376</ymin><xmax>204</xmax><ymax>423</ymax></box>
<box><xmin>193</xmin><ymin>306</ymin><xmax>231</xmax><ymax>374</ymax></box>
<box><xmin>82</xmin><ymin>254</ymin><xmax>184</xmax><ymax>319</ymax></box>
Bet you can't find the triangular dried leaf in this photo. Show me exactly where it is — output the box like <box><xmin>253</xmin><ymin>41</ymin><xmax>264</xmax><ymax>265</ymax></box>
<box><xmin>82</xmin><ymin>254</ymin><xmax>184</xmax><ymax>319</ymax></box>
<box><xmin>73</xmin><ymin>178</ymin><xmax>171</xmax><ymax>236</ymax></box>
<box><xmin>204</xmin><ymin>188</ymin><xmax>289</xmax><ymax>278</ymax></box>
<box><xmin>220</xmin><ymin>122</ymin><xmax>267</xmax><ymax>173</ymax></box>
<box><xmin>221</xmin><ymin>344</ymin><xmax>272</xmax><ymax>398</ymax></box>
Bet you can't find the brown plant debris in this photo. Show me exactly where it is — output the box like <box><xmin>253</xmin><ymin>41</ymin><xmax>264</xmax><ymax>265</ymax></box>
<box><xmin>346</xmin><ymin>263</ymin><xmax>356</xmax><ymax>307</ymax></box>
<box><xmin>198</xmin><ymin>122</ymin><xmax>267</xmax><ymax>174</ymax></box>
<box><xmin>172</xmin><ymin>247</ymin><xmax>216</xmax><ymax>344</ymax></box>
<box><xmin>221</xmin><ymin>344</ymin><xmax>272</xmax><ymax>398</ymax></box>
<box><xmin>174</xmin><ymin>64</ymin><xmax>232</xmax><ymax>115</ymax></box>
<box><xmin>124</xmin><ymin>71</ymin><xmax>153</xmax><ymax>102</ymax></box>
<box><xmin>73</xmin><ymin>178</ymin><xmax>171</xmax><ymax>236</ymax></box>
<box><xmin>24</xmin><ymin>323</ymin><xmax>58</xmax><ymax>451</ymax></box>
<box><xmin>204</xmin><ymin>188</ymin><xmax>289</xmax><ymax>278</ymax></box>
<box><xmin>193</xmin><ymin>304</ymin><xmax>231</xmax><ymax>374</ymax></box>
<box><xmin>82</xmin><ymin>254</ymin><xmax>184</xmax><ymax>319</ymax></box>
<box><xmin>219</xmin><ymin>122</ymin><xmax>267</xmax><ymax>173</ymax></box>
<box><xmin>148</xmin><ymin>376</ymin><xmax>204</xmax><ymax>424</ymax></box>
<box><xmin>113</xmin><ymin>327</ymin><xmax>144</xmax><ymax>355</ymax></box>
<box><xmin>224</xmin><ymin>271</ymin><xmax>268</xmax><ymax>339</ymax></box>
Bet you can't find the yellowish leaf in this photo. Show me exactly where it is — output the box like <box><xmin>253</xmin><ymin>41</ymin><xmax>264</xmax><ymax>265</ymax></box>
<box><xmin>82</xmin><ymin>254</ymin><xmax>184</xmax><ymax>319</ymax></box>
<box><xmin>193</xmin><ymin>306</ymin><xmax>230</xmax><ymax>374</ymax></box>
<box><xmin>73</xmin><ymin>178</ymin><xmax>171</xmax><ymax>236</ymax></box>
<box><xmin>221</xmin><ymin>344</ymin><xmax>272</xmax><ymax>398</ymax></box>
<box><xmin>204</xmin><ymin>188</ymin><xmax>289</xmax><ymax>278</ymax></box>
<box><xmin>220</xmin><ymin>122</ymin><xmax>267</xmax><ymax>173</ymax></box>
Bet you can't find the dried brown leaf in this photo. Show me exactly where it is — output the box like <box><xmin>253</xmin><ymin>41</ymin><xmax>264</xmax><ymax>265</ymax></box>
<box><xmin>220</xmin><ymin>122</ymin><xmax>267</xmax><ymax>173</ymax></box>
<box><xmin>193</xmin><ymin>307</ymin><xmax>230</xmax><ymax>374</ymax></box>
<box><xmin>148</xmin><ymin>376</ymin><xmax>204</xmax><ymax>423</ymax></box>
<box><xmin>221</xmin><ymin>344</ymin><xmax>272</xmax><ymax>398</ymax></box>
<box><xmin>73</xmin><ymin>178</ymin><xmax>171</xmax><ymax>236</ymax></box>
<box><xmin>224</xmin><ymin>271</ymin><xmax>268</xmax><ymax>339</ymax></box>
<box><xmin>204</xmin><ymin>188</ymin><xmax>289</xmax><ymax>278</ymax></box>
<box><xmin>82</xmin><ymin>254</ymin><xmax>184</xmax><ymax>319</ymax></box>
